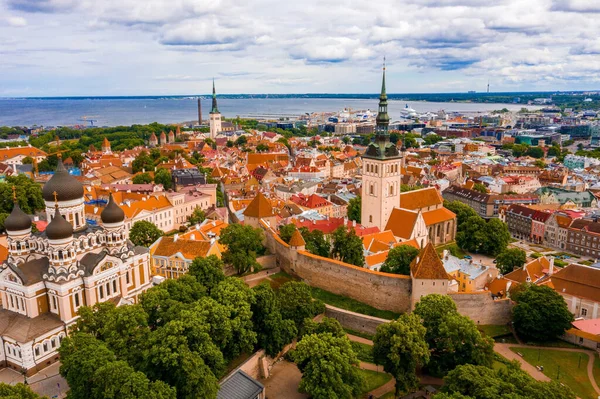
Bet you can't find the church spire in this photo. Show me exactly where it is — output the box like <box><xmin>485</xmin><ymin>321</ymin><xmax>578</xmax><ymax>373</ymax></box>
<box><xmin>375</xmin><ymin>58</ymin><xmax>390</xmax><ymax>137</ymax></box>
<box><xmin>211</xmin><ymin>79</ymin><xmax>219</xmax><ymax>114</ymax></box>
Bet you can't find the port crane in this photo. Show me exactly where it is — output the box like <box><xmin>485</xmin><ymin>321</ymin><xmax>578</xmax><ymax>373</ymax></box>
<box><xmin>79</xmin><ymin>115</ymin><xmax>99</xmax><ymax>126</ymax></box>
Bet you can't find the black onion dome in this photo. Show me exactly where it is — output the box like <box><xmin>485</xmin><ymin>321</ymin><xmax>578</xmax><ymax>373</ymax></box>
<box><xmin>101</xmin><ymin>193</ymin><xmax>125</xmax><ymax>224</ymax></box>
<box><xmin>46</xmin><ymin>207</ymin><xmax>73</xmax><ymax>240</ymax></box>
<box><xmin>42</xmin><ymin>160</ymin><xmax>84</xmax><ymax>202</ymax></box>
<box><xmin>4</xmin><ymin>202</ymin><xmax>31</xmax><ymax>232</ymax></box>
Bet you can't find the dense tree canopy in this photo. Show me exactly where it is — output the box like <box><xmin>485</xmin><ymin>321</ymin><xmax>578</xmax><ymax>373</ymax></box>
<box><xmin>154</xmin><ymin>168</ymin><xmax>172</xmax><ymax>190</ymax></box>
<box><xmin>219</xmin><ymin>224</ymin><xmax>265</xmax><ymax>274</ymax></box>
<box><xmin>187</xmin><ymin>207</ymin><xmax>206</xmax><ymax>226</ymax></box>
<box><xmin>294</xmin><ymin>332</ymin><xmax>364</xmax><ymax>399</ymax></box>
<box><xmin>132</xmin><ymin>151</ymin><xmax>154</xmax><ymax>174</ymax></box>
<box><xmin>0</xmin><ymin>175</ymin><xmax>45</xmax><ymax>214</ymax></box>
<box><xmin>132</xmin><ymin>173</ymin><xmax>153</xmax><ymax>184</ymax></box>
<box><xmin>129</xmin><ymin>220</ymin><xmax>164</xmax><ymax>247</ymax></box>
<box><xmin>299</xmin><ymin>227</ymin><xmax>330</xmax><ymax>257</ymax></box>
<box><xmin>347</xmin><ymin>196</ymin><xmax>361</xmax><ymax>223</ymax></box>
<box><xmin>278</xmin><ymin>223</ymin><xmax>297</xmax><ymax>244</ymax></box>
<box><xmin>436</xmin><ymin>363</ymin><xmax>575</xmax><ymax>399</ymax></box>
<box><xmin>277</xmin><ymin>281</ymin><xmax>325</xmax><ymax>328</ymax></box>
<box><xmin>512</xmin><ymin>284</ymin><xmax>574</xmax><ymax>342</ymax></box>
<box><xmin>331</xmin><ymin>226</ymin><xmax>365</xmax><ymax>266</ymax></box>
<box><xmin>373</xmin><ymin>314</ymin><xmax>430</xmax><ymax>396</ymax></box>
<box><xmin>456</xmin><ymin>215</ymin><xmax>510</xmax><ymax>256</ymax></box>
<box><xmin>0</xmin><ymin>383</ymin><xmax>47</xmax><ymax>399</ymax></box>
<box><xmin>188</xmin><ymin>255</ymin><xmax>225</xmax><ymax>293</ymax></box>
<box><xmin>495</xmin><ymin>248</ymin><xmax>527</xmax><ymax>274</ymax></box>
<box><xmin>414</xmin><ymin>294</ymin><xmax>494</xmax><ymax>377</ymax></box>
<box><xmin>444</xmin><ymin>200</ymin><xmax>478</xmax><ymax>227</ymax></box>
<box><xmin>380</xmin><ymin>245</ymin><xmax>419</xmax><ymax>275</ymax></box>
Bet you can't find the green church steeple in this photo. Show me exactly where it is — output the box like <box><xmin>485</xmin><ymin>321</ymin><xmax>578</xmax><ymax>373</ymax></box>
<box><xmin>210</xmin><ymin>79</ymin><xmax>219</xmax><ymax>114</ymax></box>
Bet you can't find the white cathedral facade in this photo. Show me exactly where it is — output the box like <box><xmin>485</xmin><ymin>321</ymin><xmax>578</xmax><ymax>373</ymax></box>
<box><xmin>0</xmin><ymin>160</ymin><xmax>152</xmax><ymax>375</ymax></box>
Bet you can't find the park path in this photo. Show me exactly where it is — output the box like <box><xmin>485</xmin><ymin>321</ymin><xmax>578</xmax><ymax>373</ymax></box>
<box><xmin>348</xmin><ymin>333</ymin><xmax>374</xmax><ymax>345</ymax></box>
<box><xmin>495</xmin><ymin>343</ymin><xmax>600</xmax><ymax>396</ymax></box>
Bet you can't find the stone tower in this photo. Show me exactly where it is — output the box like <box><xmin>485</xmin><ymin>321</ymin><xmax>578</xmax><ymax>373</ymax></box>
<box><xmin>209</xmin><ymin>79</ymin><xmax>222</xmax><ymax>140</ymax></box>
<box><xmin>361</xmin><ymin>62</ymin><xmax>404</xmax><ymax>231</ymax></box>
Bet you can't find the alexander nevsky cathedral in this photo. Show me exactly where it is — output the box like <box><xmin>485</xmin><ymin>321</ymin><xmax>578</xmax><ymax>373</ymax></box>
<box><xmin>0</xmin><ymin>160</ymin><xmax>152</xmax><ymax>374</ymax></box>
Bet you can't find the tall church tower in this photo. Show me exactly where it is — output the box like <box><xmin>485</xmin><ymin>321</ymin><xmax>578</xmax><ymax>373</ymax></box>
<box><xmin>209</xmin><ymin>79</ymin><xmax>222</xmax><ymax>140</ymax></box>
<box><xmin>361</xmin><ymin>62</ymin><xmax>404</xmax><ymax>231</ymax></box>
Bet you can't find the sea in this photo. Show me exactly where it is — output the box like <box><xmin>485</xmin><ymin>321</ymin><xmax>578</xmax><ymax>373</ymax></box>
<box><xmin>0</xmin><ymin>96</ymin><xmax>535</xmax><ymax>127</ymax></box>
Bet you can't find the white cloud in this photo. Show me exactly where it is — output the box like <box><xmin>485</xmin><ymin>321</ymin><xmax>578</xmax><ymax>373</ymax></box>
<box><xmin>1</xmin><ymin>0</ymin><xmax>600</xmax><ymax>95</ymax></box>
<box><xmin>6</xmin><ymin>16</ymin><xmax>27</xmax><ymax>26</ymax></box>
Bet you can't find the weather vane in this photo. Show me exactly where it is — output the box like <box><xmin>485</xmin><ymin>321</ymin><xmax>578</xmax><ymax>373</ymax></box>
<box><xmin>383</xmin><ymin>56</ymin><xmax>386</xmax><ymax>71</ymax></box>
<box><xmin>53</xmin><ymin>191</ymin><xmax>58</xmax><ymax>205</ymax></box>
<box><xmin>11</xmin><ymin>186</ymin><xmax>16</xmax><ymax>201</ymax></box>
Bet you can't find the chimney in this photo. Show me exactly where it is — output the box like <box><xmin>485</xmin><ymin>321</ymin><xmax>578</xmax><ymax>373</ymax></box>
<box><xmin>549</xmin><ymin>257</ymin><xmax>555</xmax><ymax>275</ymax></box>
<box><xmin>190</xmin><ymin>234</ymin><xmax>195</xmax><ymax>240</ymax></box>
<box><xmin>443</xmin><ymin>249</ymin><xmax>448</xmax><ymax>259</ymax></box>
<box><xmin>353</xmin><ymin>220</ymin><xmax>356</xmax><ymax>227</ymax></box>
<box><xmin>174</xmin><ymin>234</ymin><xmax>179</xmax><ymax>242</ymax></box>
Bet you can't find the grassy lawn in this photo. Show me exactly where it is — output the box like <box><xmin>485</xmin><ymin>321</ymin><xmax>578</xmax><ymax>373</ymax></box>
<box><xmin>510</xmin><ymin>347</ymin><xmax>597</xmax><ymax>399</ymax></box>
<box><xmin>524</xmin><ymin>340</ymin><xmax>582</xmax><ymax>349</ymax></box>
<box><xmin>378</xmin><ymin>393</ymin><xmax>396</xmax><ymax>399</ymax></box>
<box><xmin>344</xmin><ymin>327</ymin><xmax>375</xmax><ymax>341</ymax></box>
<box><xmin>310</xmin><ymin>287</ymin><xmax>401</xmax><ymax>320</ymax></box>
<box><xmin>352</xmin><ymin>341</ymin><xmax>374</xmax><ymax>363</ymax></box>
<box><xmin>580</xmin><ymin>260</ymin><xmax>594</xmax><ymax>266</ymax></box>
<box><xmin>358</xmin><ymin>368</ymin><xmax>392</xmax><ymax>394</ymax></box>
<box><xmin>593</xmin><ymin>354</ymin><xmax>600</xmax><ymax>391</ymax></box>
<box><xmin>479</xmin><ymin>324</ymin><xmax>511</xmax><ymax>338</ymax></box>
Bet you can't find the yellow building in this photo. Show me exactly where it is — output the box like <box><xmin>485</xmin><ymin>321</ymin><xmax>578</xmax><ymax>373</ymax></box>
<box><xmin>150</xmin><ymin>234</ymin><xmax>223</xmax><ymax>279</ymax></box>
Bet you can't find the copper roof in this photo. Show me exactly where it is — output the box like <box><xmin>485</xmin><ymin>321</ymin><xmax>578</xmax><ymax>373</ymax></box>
<box><xmin>243</xmin><ymin>192</ymin><xmax>275</xmax><ymax>218</ymax></box>
<box><xmin>410</xmin><ymin>242</ymin><xmax>450</xmax><ymax>280</ymax></box>
<box><xmin>552</xmin><ymin>264</ymin><xmax>600</xmax><ymax>303</ymax></box>
<box><xmin>288</xmin><ymin>229</ymin><xmax>306</xmax><ymax>247</ymax></box>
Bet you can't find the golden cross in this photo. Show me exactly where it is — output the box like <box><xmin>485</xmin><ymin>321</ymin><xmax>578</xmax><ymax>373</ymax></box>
<box><xmin>11</xmin><ymin>186</ymin><xmax>16</xmax><ymax>201</ymax></box>
<box><xmin>53</xmin><ymin>191</ymin><xmax>58</xmax><ymax>204</ymax></box>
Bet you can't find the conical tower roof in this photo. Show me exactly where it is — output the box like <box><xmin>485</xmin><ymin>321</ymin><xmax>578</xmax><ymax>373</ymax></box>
<box><xmin>243</xmin><ymin>192</ymin><xmax>274</xmax><ymax>218</ymax></box>
<box><xmin>410</xmin><ymin>242</ymin><xmax>449</xmax><ymax>280</ymax></box>
<box><xmin>288</xmin><ymin>229</ymin><xmax>306</xmax><ymax>247</ymax></box>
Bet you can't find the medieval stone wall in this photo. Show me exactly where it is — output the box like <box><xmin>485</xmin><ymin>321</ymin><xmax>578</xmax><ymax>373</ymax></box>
<box><xmin>324</xmin><ymin>305</ymin><xmax>387</xmax><ymax>335</ymax></box>
<box><xmin>450</xmin><ymin>292</ymin><xmax>513</xmax><ymax>325</ymax></box>
<box><xmin>263</xmin><ymin>221</ymin><xmax>513</xmax><ymax>325</ymax></box>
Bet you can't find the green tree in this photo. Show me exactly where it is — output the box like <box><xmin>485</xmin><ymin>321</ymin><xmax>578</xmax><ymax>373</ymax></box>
<box><xmin>187</xmin><ymin>207</ymin><xmax>206</xmax><ymax>226</ymax></box>
<box><xmin>331</xmin><ymin>226</ymin><xmax>365</xmax><ymax>266</ymax></box>
<box><xmin>547</xmin><ymin>145</ymin><xmax>561</xmax><ymax>157</ymax></box>
<box><xmin>188</xmin><ymin>255</ymin><xmax>225</xmax><ymax>293</ymax></box>
<box><xmin>0</xmin><ymin>175</ymin><xmax>45</xmax><ymax>214</ymax></box>
<box><xmin>219</xmin><ymin>224</ymin><xmax>265</xmax><ymax>274</ymax></box>
<box><xmin>0</xmin><ymin>212</ymin><xmax>8</xmax><ymax>232</ymax></box>
<box><xmin>235</xmin><ymin>135</ymin><xmax>248</xmax><ymax>146</ymax></box>
<box><xmin>444</xmin><ymin>200</ymin><xmax>478</xmax><ymax>227</ymax></box>
<box><xmin>414</xmin><ymin>294</ymin><xmax>494</xmax><ymax>377</ymax></box>
<box><xmin>534</xmin><ymin>159</ymin><xmax>547</xmax><ymax>169</ymax></box>
<box><xmin>373</xmin><ymin>314</ymin><xmax>430</xmax><ymax>396</ymax></box>
<box><xmin>129</xmin><ymin>220</ymin><xmax>164</xmax><ymax>247</ymax></box>
<box><xmin>438</xmin><ymin>363</ymin><xmax>575</xmax><ymax>399</ymax></box>
<box><xmin>91</xmin><ymin>360</ymin><xmax>177</xmax><ymax>399</ymax></box>
<box><xmin>278</xmin><ymin>223</ymin><xmax>297</xmax><ymax>243</ymax></box>
<box><xmin>456</xmin><ymin>215</ymin><xmax>487</xmax><ymax>253</ymax></box>
<box><xmin>472</xmin><ymin>183</ymin><xmax>487</xmax><ymax>193</ymax></box>
<box><xmin>301</xmin><ymin>316</ymin><xmax>345</xmax><ymax>338</ymax></box>
<box><xmin>495</xmin><ymin>248</ymin><xmax>527</xmax><ymax>274</ymax></box>
<box><xmin>210</xmin><ymin>278</ymin><xmax>257</xmax><ymax>359</ymax></box>
<box><xmin>526</xmin><ymin>146</ymin><xmax>544</xmax><ymax>158</ymax></box>
<box><xmin>59</xmin><ymin>333</ymin><xmax>117</xmax><ymax>399</ymax></box>
<box><xmin>143</xmin><ymin>321</ymin><xmax>220</xmax><ymax>399</ymax></box>
<box><xmin>252</xmin><ymin>282</ymin><xmax>297</xmax><ymax>356</ymax></box>
<box><xmin>132</xmin><ymin>151</ymin><xmax>154</xmax><ymax>173</ymax></box>
<box><xmin>256</xmin><ymin>143</ymin><xmax>269</xmax><ymax>152</ymax></box>
<box><xmin>481</xmin><ymin>218</ymin><xmax>510</xmax><ymax>256</ymax></box>
<box><xmin>423</xmin><ymin>133</ymin><xmax>444</xmax><ymax>145</ymax></box>
<box><xmin>154</xmin><ymin>168</ymin><xmax>172</xmax><ymax>190</ymax></box>
<box><xmin>300</xmin><ymin>227</ymin><xmax>330</xmax><ymax>257</ymax></box>
<box><xmin>380</xmin><ymin>245</ymin><xmax>419</xmax><ymax>275</ymax></box>
<box><xmin>512</xmin><ymin>284</ymin><xmax>574</xmax><ymax>342</ymax></box>
<box><xmin>277</xmin><ymin>281</ymin><xmax>324</xmax><ymax>328</ymax></box>
<box><xmin>132</xmin><ymin>173</ymin><xmax>153</xmax><ymax>184</ymax></box>
<box><xmin>347</xmin><ymin>196</ymin><xmax>361</xmax><ymax>223</ymax></box>
<box><xmin>0</xmin><ymin>383</ymin><xmax>47</xmax><ymax>399</ymax></box>
<box><xmin>511</xmin><ymin>144</ymin><xmax>529</xmax><ymax>157</ymax></box>
<box><xmin>293</xmin><ymin>333</ymin><xmax>364</xmax><ymax>399</ymax></box>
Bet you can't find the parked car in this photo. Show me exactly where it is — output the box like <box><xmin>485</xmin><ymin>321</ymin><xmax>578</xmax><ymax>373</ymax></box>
<box><xmin>464</xmin><ymin>255</ymin><xmax>473</xmax><ymax>260</ymax></box>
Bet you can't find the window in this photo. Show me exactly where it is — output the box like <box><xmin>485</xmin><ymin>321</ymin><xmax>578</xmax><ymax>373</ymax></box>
<box><xmin>35</xmin><ymin>347</ymin><xmax>40</xmax><ymax>357</ymax></box>
<box><xmin>74</xmin><ymin>292</ymin><xmax>80</xmax><ymax>307</ymax></box>
<box><xmin>113</xmin><ymin>280</ymin><xmax>117</xmax><ymax>293</ymax></box>
<box><xmin>369</xmin><ymin>215</ymin><xmax>373</xmax><ymax>223</ymax></box>
<box><xmin>99</xmin><ymin>286</ymin><xmax>104</xmax><ymax>299</ymax></box>
<box><xmin>582</xmin><ymin>308</ymin><xmax>588</xmax><ymax>316</ymax></box>
<box><xmin>51</xmin><ymin>338</ymin><xmax>56</xmax><ymax>349</ymax></box>
<box><xmin>369</xmin><ymin>184</ymin><xmax>374</xmax><ymax>195</ymax></box>
<box><xmin>126</xmin><ymin>271</ymin><xmax>130</xmax><ymax>284</ymax></box>
<box><xmin>579</xmin><ymin>337</ymin><xmax>584</xmax><ymax>344</ymax></box>
<box><xmin>43</xmin><ymin>342</ymin><xmax>48</xmax><ymax>352</ymax></box>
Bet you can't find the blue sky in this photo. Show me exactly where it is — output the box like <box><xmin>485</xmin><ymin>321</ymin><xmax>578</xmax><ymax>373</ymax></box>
<box><xmin>1</xmin><ymin>0</ymin><xmax>599</xmax><ymax>96</ymax></box>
